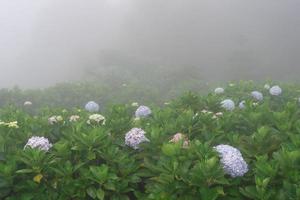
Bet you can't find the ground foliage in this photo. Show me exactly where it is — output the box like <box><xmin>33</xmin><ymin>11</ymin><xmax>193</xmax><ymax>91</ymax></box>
<box><xmin>0</xmin><ymin>81</ymin><xmax>300</xmax><ymax>199</ymax></box>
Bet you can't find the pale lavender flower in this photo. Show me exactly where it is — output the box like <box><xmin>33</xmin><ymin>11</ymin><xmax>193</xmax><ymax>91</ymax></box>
<box><xmin>135</xmin><ymin>106</ymin><xmax>151</xmax><ymax>118</ymax></box>
<box><xmin>251</xmin><ymin>91</ymin><xmax>263</xmax><ymax>101</ymax></box>
<box><xmin>239</xmin><ymin>100</ymin><xmax>246</xmax><ymax>109</ymax></box>
<box><xmin>269</xmin><ymin>85</ymin><xmax>282</xmax><ymax>96</ymax></box>
<box><xmin>24</xmin><ymin>136</ymin><xmax>52</xmax><ymax>151</ymax></box>
<box><xmin>125</xmin><ymin>128</ymin><xmax>149</xmax><ymax>149</ymax></box>
<box><xmin>214</xmin><ymin>144</ymin><xmax>248</xmax><ymax>177</ymax></box>
<box><xmin>220</xmin><ymin>99</ymin><xmax>235</xmax><ymax>111</ymax></box>
<box><xmin>85</xmin><ymin>101</ymin><xmax>99</xmax><ymax>112</ymax></box>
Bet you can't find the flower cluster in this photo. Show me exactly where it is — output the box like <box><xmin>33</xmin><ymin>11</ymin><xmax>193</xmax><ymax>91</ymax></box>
<box><xmin>264</xmin><ymin>84</ymin><xmax>270</xmax><ymax>90</ymax></box>
<box><xmin>87</xmin><ymin>114</ymin><xmax>106</xmax><ymax>125</ymax></box>
<box><xmin>23</xmin><ymin>101</ymin><xmax>33</xmax><ymax>106</ymax></box>
<box><xmin>0</xmin><ymin>121</ymin><xmax>19</xmax><ymax>128</ymax></box>
<box><xmin>220</xmin><ymin>99</ymin><xmax>235</xmax><ymax>111</ymax></box>
<box><xmin>85</xmin><ymin>101</ymin><xmax>100</xmax><ymax>112</ymax></box>
<box><xmin>214</xmin><ymin>87</ymin><xmax>224</xmax><ymax>94</ymax></box>
<box><xmin>212</xmin><ymin>112</ymin><xmax>223</xmax><ymax>119</ymax></box>
<box><xmin>131</xmin><ymin>102</ymin><xmax>139</xmax><ymax>107</ymax></box>
<box><xmin>269</xmin><ymin>85</ymin><xmax>282</xmax><ymax>96</ymax></box>
<box><xmin>24</xmin><ymin>136</ymin><xmax>53</xmax><ymax>152</ymax></box>
<box><xmin>251</xmin><ymin>91</ymin><xmax>263</xmax><ymax>101</ymax></box>
<box><xmin>169</xmin><ymin>133</ymin><xmax>189</xmax><ymax>148</ymax></box>
<box><xmin>69</xmin><ymin>115</ymin><xmax>80</xmax><ymax>122</ymax></box>
<box><xmin>125</xmin><ymin>128</ymin><xmax>149</xmax><ymax>149</ymax></box>
<box><xmin>239</xmin><ymin>100</ymin><xmax>246</xmax><ymax>109</ymax></box>
<box><xmin>214</xmin><ymin>144</ymin><xmax>249</xmax><ymax>177</ymax></box>
<box><xmin>135</xmin><ymin>106</ymin><xmax>152</xmax><ymax>118</ymax></box>
<box><xmin>48</xmin><ymin>115</ymin><xmax>63</xmax><ymax>125</ymax></box>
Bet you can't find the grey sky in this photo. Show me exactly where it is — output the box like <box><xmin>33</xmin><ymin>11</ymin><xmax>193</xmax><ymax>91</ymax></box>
<box><xmin>0</xmin><ymin>0</ymin><xmax>299</xmax><ymax>88</ymax></box>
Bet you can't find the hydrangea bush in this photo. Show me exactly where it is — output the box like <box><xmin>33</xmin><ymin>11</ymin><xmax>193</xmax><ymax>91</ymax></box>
<box><xmin>0</xmin><ymin>81</ymin><xmax>300</xmax><ymax>199</ymax></box>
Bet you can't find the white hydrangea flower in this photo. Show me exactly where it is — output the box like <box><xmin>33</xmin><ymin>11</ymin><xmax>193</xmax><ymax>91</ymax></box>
<box><xmin>135</xmin><ymin>106</ymin><xmax>152</xmax><ymax>118</ymax></box>
<box><xmin>87</xmin><ymin>114</ymin><xmax>106</xmax><ymax>125</ymax></box>
<box><xmin>229</xmin><ymin>83</ymin><xmax>235</xmax><ymax>87</ymax></box>
<box><xmin>125</xmin><ymin>128</ymin><xmax>149</xmax><ymax>149</ymax></box>
<box><xmin>214</xmin><ymin>144</ymin><xmax>249</xmax><ymax>178</ymax></box>
<box><xmin>24</xmin><ymin>136</ymin><xmax>53</xmax><ymax>152</ymax></box>
<box><xmin>131</xmin><ymin>102</ymin><xmax>139</xmax><ymax>107</ymax></box>
<box><xmin>24</xmin><ymin>101</ymin><xmax>32</xmax><ymax>106</ymax></box>
<box><xmin>220</xmin><ymin>99</ymin><xmax>235</xmax><ymax>111</ymax></box>
<box><xmin>214</xmin><ymin>87</ymin><xmax>225</xmax><ymax>94</ymax></box>
<box><xmin>69</xmin><ymin>115</ymin><xmax>80</xmax><ymax>122</ymax></box>
<box><xmin>215</xmin><ymin>112</ymin><xmax>223</xmax><ymax>116</ymax></box>
<box><xmin>85</xmin><ymin>101</ymin><xmax>99</xmax><ymax>112</ymax></box>
<box><xmin>239</xmin><ymin>100</ymin><xmax>246</xmax><ymax>109</ymax></box>
<box><xmin>264</xmin><ymin>84</ymin><xmax>270</xmax><ymax>90</ymax></box>
<box><xmin>269</xmin><ymin>85</ymin><xmax>282</xmax><ymax>96</ymax></box>
<box><xmin>251</xmin><ymin>91</ymin><xmax>263</xmax><ymax>101</ymax></box>
<box><xmin>48</xmin><ymin>115</ymin><xmax>63</xmax><ymax>125</ymax></box>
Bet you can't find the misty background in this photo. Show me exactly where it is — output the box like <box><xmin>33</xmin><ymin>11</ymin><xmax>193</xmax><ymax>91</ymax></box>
<box><xmin>0</xmin><ymin>0</ymin><xmax>300</xmax><ymax>89</ymax></box>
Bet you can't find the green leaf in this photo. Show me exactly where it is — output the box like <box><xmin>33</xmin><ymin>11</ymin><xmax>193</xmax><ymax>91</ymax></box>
<box><xmin>15</xmin><ymin>169</ymin><xmax>34</xmax><ymax>174</ymax></box>
<box><xmin>162</xmin><ymin>143</ymin><xmax>179</xmax><ymax>156</ymax></box>
<box><xmin>96</xmin><ymin>188</ymin><xmax>105</xmax><ymax>200</ymax></box>
<box><xmin>87</xmin><ymin>187</ymin><xmax>97</xmax><ymax>199</ymax></box>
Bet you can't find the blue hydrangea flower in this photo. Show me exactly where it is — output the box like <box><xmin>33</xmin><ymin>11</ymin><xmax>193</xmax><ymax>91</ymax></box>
<box><xmin>251</xmin><ymin>91</ymin><xmax>263</xmax><ymax>101</ymax></box>
<box><xmin>125</xmin><ymin>128</ymin><xmax>149</xmax><ymax>149</ymax></box>
<box><xmin>239</xmin><ymin>100</ymin><xmax>246</xmax><ymax>109</ymax></box>
<box><xmin>85</xmin><ymin>101</ymin><xmax>100</xmax><ymax>112</ymax></box>
<box><xmin>220</xmin><ymin>99</ymin><xmax>235</xmax><ymax>111</ymax></box>
<box><xmin>214</xmin><ymin>144</ymin><xmax>249</xmax><ymax>177</ymax></box>
<box><xmin>24</xmin><ymin>136</ymin><xmax>53</xmax><ymax>152</ymax></box>
<box><xmin>269</xmin><ymin>85</ymin><xmax>282</xmax><ymax>96</ymax></box>
<box><xmin>135</xmin><ymin>105</ymin><xmax>152</xmax><ymax>118</ymax></box>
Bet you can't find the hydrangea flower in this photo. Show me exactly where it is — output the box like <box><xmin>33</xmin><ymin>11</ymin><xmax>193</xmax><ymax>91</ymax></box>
<box><xmin>251</xmin><ymin>91</ymin><xmax>263</xmax><ymax>101</ymax></box>
<box><xmin>48</xmin><ymin>115</ymin><xmax>63</xmax><ymax>125</ymax></box>
<box><xmin>24</xmin><ymin>136</ymin><xmax>52</xmax><ymax>152</ymax></box>
<box><xmin>220</xmin><ymin>99</ymin><xmax>235</xmax><ymax>111</ymax></box>
<box><xmin>212</xmin><ymin>112</ymin><xmax>223</xmax><ymax>119</ymax></box>
<box><xmin>125</xmin><ymin>128</ymin><xmax>149</xmax><ymax>149</ymax></box>
<box><xmin>269</xmin><ymin>85</ymin><xmax>282</xmax><ymax>96</ymax></box>
<box><xmin>85</xmin><ymin>101</ymin><xmax>99</xmax><ymax>112</ymax></box>
<box><xmin>264</xmin><ymin>84</ymin><xmax>270</xmax><ymax>90</ymax></box>
<box><xmin>87</xmin><ymin>114</ymin><xmax>106</xmax><ymax>125</ymax></box>
<box><xmin>214</xmin><ymin>144</ymin><xmax>249</xmax><ymax>177</ymax></box>
<box><xmin>214</xmin><ymin>87</ymin><xmax>224</xmax><ymax>94</ymax></box>
<box><xmin>239</xmin><ymin>100</ymin><xmax>246</xmax><ymax>109</ymax></box>
<box><xmin>69</xmin><ymin>115</ymin><xmax>80</xmax><ymax>122</ymax></box>
<box><xmin>131</xmin><ymin>102</ymin><xmax>139</xmax><ymax>107</ymax></box>
<box><xmin>169</xmin><ymin>133</ymin><xmax>190</xmax><ymax>148</ymax></box>
<box><xmin>24</xmin><ymin>101</ymin><xmax>32</xmax><ymax>106</ymax></box>
<box><xmin>135</xmin><ymin>106</ymin><xmax>152</xmax><ymax>118</ymax></box>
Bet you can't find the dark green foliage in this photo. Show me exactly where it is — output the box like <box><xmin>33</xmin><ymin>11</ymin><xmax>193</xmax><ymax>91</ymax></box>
<box><xmin>0</xmin><ymin>81</ymin><xmax>300</xmax><ymax>199</ymax></box>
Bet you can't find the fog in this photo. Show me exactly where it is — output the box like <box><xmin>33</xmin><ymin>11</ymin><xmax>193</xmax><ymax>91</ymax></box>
<box><xmin>0</xmin><ymin>0</ymin><xmax>300</xmax><ymax>88</ymax></box>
